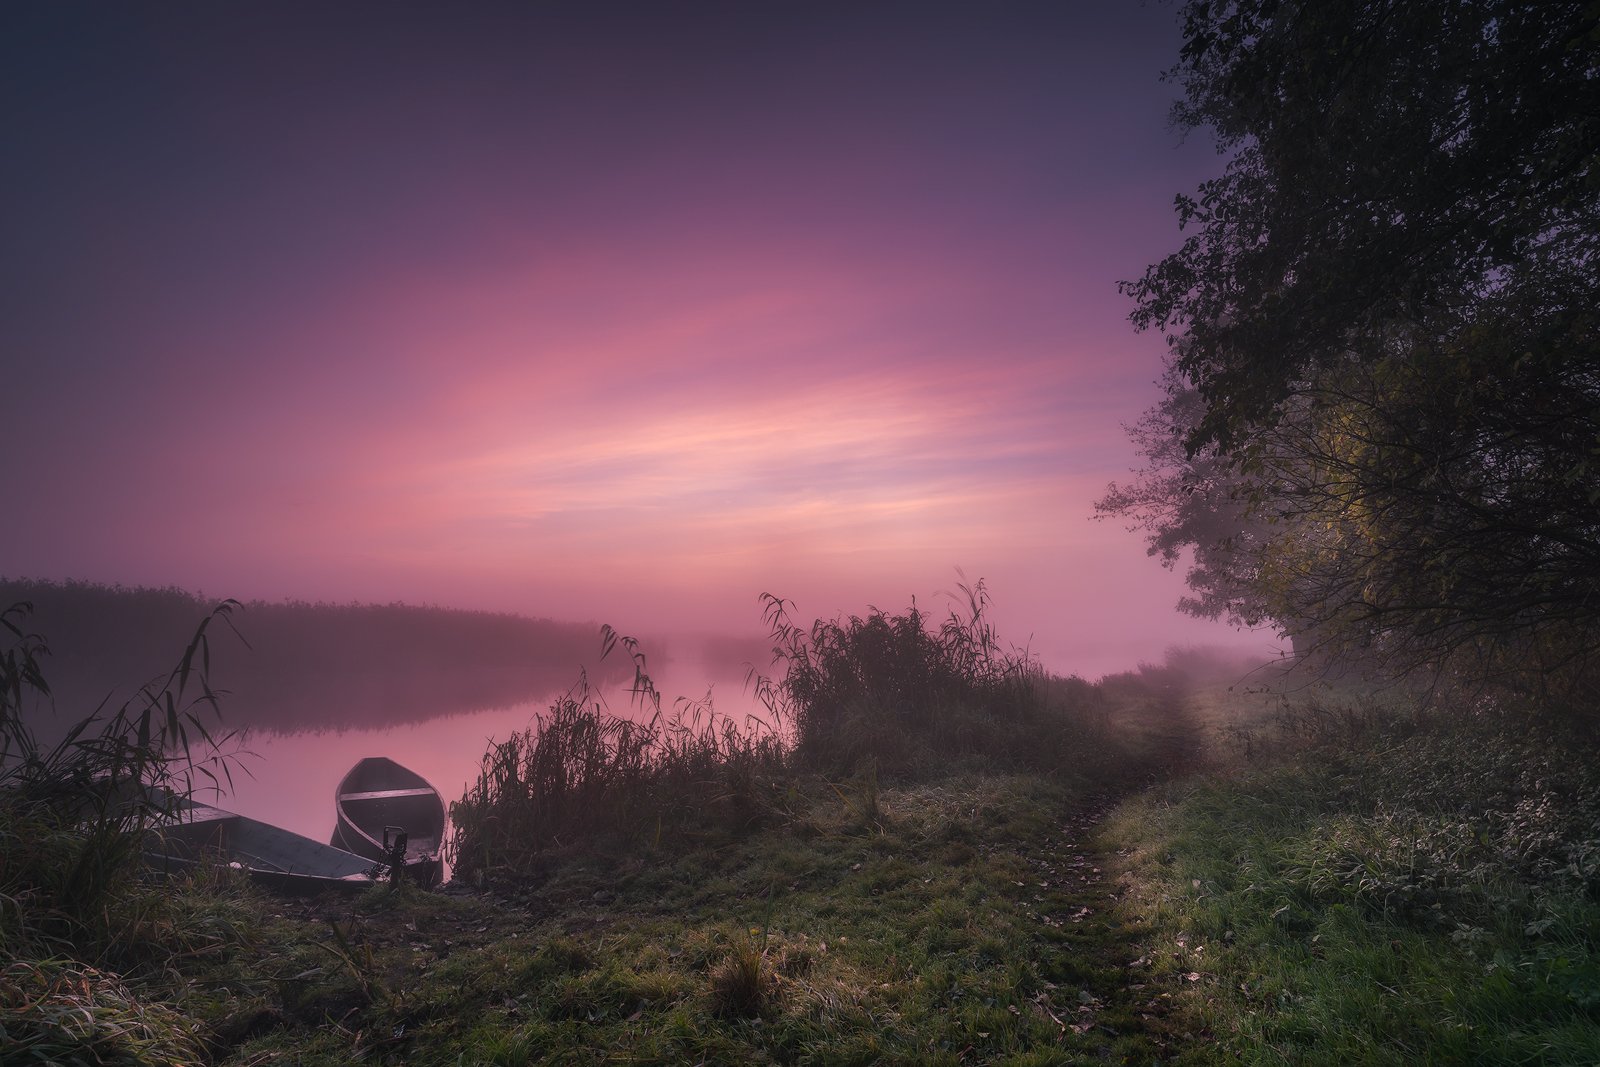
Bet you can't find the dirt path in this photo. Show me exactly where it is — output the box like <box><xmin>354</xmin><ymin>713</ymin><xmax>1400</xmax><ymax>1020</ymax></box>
<box><xmin>1011</xmin><ymin>683</ymin><xmax>1211</xmax><ymax>1061</ymax></box>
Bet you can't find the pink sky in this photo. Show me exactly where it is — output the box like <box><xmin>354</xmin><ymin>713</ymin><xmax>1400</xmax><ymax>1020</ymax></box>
<box><xmin>2</xmin><ymin>3</ymin><xmax>1276</xmax><ymax>679</ymax></box>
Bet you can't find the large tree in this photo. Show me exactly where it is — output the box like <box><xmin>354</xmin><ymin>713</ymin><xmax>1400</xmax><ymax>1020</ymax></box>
<box><xmin>1105</xmin><ymin>0</ymin><xmax>1600</xmax><ymax>703</ymax></box>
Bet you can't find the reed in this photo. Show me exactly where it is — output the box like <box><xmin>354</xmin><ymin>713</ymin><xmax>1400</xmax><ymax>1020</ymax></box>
<box><xmin>2</xmin><ymin>601</ymin><xmax>245</xmax><ymax>959</ymax></box>
<box><xmin>1</xmin><ymin>599</ymin><xmax>251</xmax><ymax>1063</ymax></box>
<box><xmin>447</xmin><ymin>662</ymin><xmax>788</xmax><ymax>886</ymax></box>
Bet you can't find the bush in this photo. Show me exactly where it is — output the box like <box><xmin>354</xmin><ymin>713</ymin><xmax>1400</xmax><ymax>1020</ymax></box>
<box><xmin>751</xmin><ymin>580</ymin><xmax>1102</xmax><ymax>774</ymax></box>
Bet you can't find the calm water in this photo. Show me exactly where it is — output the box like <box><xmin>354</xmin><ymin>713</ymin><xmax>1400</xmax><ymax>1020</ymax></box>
<box><xmin>207</xmin><ymin>666</ymin><xmax>766</xmax><ymax>869</ymax></box>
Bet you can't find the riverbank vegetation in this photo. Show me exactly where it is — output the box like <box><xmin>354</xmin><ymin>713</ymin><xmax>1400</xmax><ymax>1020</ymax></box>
<box><xmin>0</xmin><ymin>601</ymin><xmax>250</xmax><ymax>1065</ymax></box>
<box><xmin>0</xmin><ymin>585</ymin><xmax>1198</xmax><ymax>1064</ymax></box>
<box><xmin>1080</xmin><ymin>2</ymin><xmax>1600</xmax><ymax>1052</ymax></box>
<box><xmin>448</xmin><ymin>582</ymin><xmax>1125</xmax><ymax>892</ymax></box>
<box><xmin>5</xmin><ymin>586</ymin><xmax>1599</xmax><ymax>1064</ymax></box>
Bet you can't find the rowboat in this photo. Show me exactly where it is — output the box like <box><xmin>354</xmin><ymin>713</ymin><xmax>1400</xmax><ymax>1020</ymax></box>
<box><xmin>146</xmin><ymin>794</ymin><xmax>379</xmax><ymax>893</ymax></box>
<box><xmin>330</xmin><ymin>756</ymin><xmax>445</xmax><ymax>886</ymax></box>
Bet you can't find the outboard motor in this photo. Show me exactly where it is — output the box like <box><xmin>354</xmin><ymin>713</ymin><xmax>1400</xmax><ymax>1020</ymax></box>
<box><xmin>382</xmin><ymin>826</ymin><xmax>409</xmax><ymax>882</ymax></box>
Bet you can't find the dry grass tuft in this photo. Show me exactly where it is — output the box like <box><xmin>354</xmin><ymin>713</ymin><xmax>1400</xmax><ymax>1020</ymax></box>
<box><xmin>0</xmin><ymin>958</ymin><xmax>208</xmax><ymax>1066</ymax></box>
<box><xmin>708</xmin><ymin>935</ymin><xmax>778</xmax><ymax>1018</ymax></box>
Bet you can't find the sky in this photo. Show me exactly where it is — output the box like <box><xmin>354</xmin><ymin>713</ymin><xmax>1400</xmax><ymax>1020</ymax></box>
<box><xmin>1</xmin><ymin>1</ymin><xmax>1274</xmax><ymax>679</ymax></box>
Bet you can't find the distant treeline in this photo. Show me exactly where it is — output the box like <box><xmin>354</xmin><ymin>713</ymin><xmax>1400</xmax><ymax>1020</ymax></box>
<box><xmin>1</xmin><ymin>579</ymin><xmax>632</xmax><ymax>735</ymax></box>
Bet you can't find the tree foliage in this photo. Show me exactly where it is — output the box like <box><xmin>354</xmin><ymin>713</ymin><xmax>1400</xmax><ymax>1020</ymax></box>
<box><xmin>1104</xmin><ymin>0</ymin><xmax>1600</xmax><ymax>703</ymax></box>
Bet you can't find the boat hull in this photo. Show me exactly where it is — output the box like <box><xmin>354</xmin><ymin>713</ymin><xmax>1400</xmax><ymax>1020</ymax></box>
<box><xmin>147</xmin><ymin>796</ymin><xmax>378</xmax><ymax>894</ymax></box>
<box><xmin>331</xmin><ymin>756</ymin><xmax>446</xmax><ymax>886</ymax></box>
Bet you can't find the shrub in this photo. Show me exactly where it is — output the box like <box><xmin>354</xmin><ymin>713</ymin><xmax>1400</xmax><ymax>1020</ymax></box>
<box><xmin>751</xmin><ymin>579</ymin><xmax>1102</xmax><ymax>774</ymax></box>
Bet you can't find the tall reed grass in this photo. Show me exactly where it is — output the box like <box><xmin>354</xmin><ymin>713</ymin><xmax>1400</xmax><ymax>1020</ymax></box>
<box><xmin>448</xmin><ymin>634</ymin><xmax>788</xmax><ymax>885</ymax></box>
<box><xmin>2</xmin><ymin>600</ymin><xmax>244</xmax><ymax>959</ymax></box>
<box><xmin>1</xmin><ymin>599</ymin><xmax>248</xmax><ymax>1063</ymax></box>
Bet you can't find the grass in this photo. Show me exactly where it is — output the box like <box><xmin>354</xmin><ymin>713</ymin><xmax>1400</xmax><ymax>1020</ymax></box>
<box><xmin>147</xmin><ymin>769</ymin><xmax>1198</xmax><ymax>1065</ymax></box>
<box><xmin>707</xmin><ymin>930</ymin><xmax>777</xmax><ymax>1018</ymax></box>
<box><xmin>1102</xmin><ymin>702</ymin><xmax>1600</xmax><ymax>1065</ymax></box>
<box><xmin>1</xmin><ymin>957</ymin><xmax>210</xmax><ymax>1066</ymax></box>
<box><xmin>90</xmin><ymin>634</ymin><xmax>1214</xmax><ymax>1064</ymax></box>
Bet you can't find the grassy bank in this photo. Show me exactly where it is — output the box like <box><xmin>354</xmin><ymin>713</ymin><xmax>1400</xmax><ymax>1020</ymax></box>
<box><xmin>1103</xmin><ymin>703</ymin><xmax>1600</xmax><ymax>1065</ymax></box>
<box><xmin>13</xmin><ymin>584</ymin><xmax>1597</xmax><ymax>1064</ymax></box>
<box><xmin>3</xmin><ymin>595</ymin><xmax>1216</xmax><ymax>1065</ymax></box>
<box><xmin>147</xmin><ymin>770</ymin><xmax>1198</xmax><ymax>1065</ymax></box>
<box><xmin>39</xmin><ymin>685</ymin><xmax>1600</xmax><ymax>1065</ymax></box>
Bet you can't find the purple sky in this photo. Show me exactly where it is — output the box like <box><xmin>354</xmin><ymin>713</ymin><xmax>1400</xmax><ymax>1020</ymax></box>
<box><xmin>2</xmin><ymin>2</ymin><xmax>1275</xmax><ymax>677</ymax></box>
